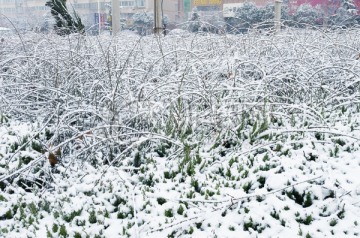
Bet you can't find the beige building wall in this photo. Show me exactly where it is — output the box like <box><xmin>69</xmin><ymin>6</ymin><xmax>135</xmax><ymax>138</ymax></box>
<box><xmin>143</xmin><ymin>0</ymin><xmax>178</xmax><ymax>22</ymax></box>
<box><xmin>0</xmin><ymin>0</ymin><xmax>46</xmax><ymax>27</ymax></box>
<box><xmin>116</xmin><ymin>0</ymin><xmax>179</xmax><ymax>22</ymax></box>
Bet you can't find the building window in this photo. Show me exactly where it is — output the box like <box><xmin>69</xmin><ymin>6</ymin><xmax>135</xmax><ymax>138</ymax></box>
<box><xmin>136</xmin><ymin>0</ymin><xmax>144</xmax><ymax>7</ymax></box>
<box><xmin>90</xmin><ymin>3</ymin><xmax>97</xmax><ymax>9</ymax></box>
<box><xmin>120</xmin><ymin>1</ymin><xmax>134</xmax><ymax>7</ymax></box>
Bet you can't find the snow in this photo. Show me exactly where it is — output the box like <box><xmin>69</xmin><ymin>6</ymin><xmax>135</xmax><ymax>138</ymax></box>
<box><xmin>0</xmin><ymin>28</ymin><xmax>360</xmax><ymax>237</ymax></box>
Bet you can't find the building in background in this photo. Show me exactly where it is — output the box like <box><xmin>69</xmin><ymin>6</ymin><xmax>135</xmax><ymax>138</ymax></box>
<box><xmin>117</xmin><ymin>0</ymin><xmax>178</xmax><ymax>22</ymax></box>
<box><xmin>0</xmin><ymin>0</ymin><xmax>179</xmax><ymax>30</ymax></box>
<box><xmin>1</xmin><ymin>0</ymin><xmax>359</xmax><ymax>30</ymax></box>
<box><xmin>0</xmin><ymin>0</ymin><xmax>105</xmax><ymax>30</ymax></box>
<box><xmin>0</xmin><ymin>0</ymin><xmax>48</xmax><ymax>29</ymax></box>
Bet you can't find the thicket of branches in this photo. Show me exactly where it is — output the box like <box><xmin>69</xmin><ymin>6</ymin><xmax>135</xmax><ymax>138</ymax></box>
<box><xmin>0</xmin><ymin>27</ymin><xmax>359</xmax><ymax>190</ymax></box>
<box><xmin>0</xmin><ymin>27</ymin><xmax>360</xmax><ymax>236</ymax></box>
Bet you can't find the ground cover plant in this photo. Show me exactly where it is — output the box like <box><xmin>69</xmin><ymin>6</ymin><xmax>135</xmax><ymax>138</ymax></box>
<box><xmin>0</xmin><ymin>27</ymin><xmax>360</xmax><ymax>237</ymax></box>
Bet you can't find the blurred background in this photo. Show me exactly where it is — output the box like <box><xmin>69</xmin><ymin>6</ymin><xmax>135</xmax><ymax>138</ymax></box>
<box><xmin>0</xmin><ymin>0</ymin><xmax>360</xmax><ymax>34</ymax></box>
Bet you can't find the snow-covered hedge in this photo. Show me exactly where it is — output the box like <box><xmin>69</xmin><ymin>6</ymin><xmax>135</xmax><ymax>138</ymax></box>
<box><xmin>0</xmin><ymin>28</ymin><xmax>360</xmax><ymax>237</ymax></box>
<box><xmin>223</xmin><ymin>2</ymin><xmax>360</xmax><ymax>34</ymax></box>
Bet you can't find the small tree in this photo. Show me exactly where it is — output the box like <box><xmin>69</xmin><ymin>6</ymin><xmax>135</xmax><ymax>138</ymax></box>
<box><xmin>259</xmin><ymin>4</ymin><xmax>289</xmax><ymax>28</ymax></box>
<box><xmin>132</xmin><ymin>12</ymin><xmax>153</xmax><ymax>35</ymax></box>
<box><xmin>188</xmin><ymin>8</ymin><xmax>201</xmax><ymax>32</ymax></box>
<box><xmin>292</xmin><ymin>4</ymin><xmax>323</xmax><ymax>27</ymax></box>
<box><xmin>45</xmin><ymin>0</ymin><xmax>84</xmax><ymax>35</ymax></box>
<box><xmin>235</xmin><ymin>3</ymin><xmax>263</xmax><ymax>28</ymax></box>
<box><xmin>132</xmin><ymin>12</ymin><xmax>169</xmax><ymax>35</ymax></box>
<box><xmin>223</xmin><ymin>3</ymin><xmax>259</xmax><ymax>33</ymax></box>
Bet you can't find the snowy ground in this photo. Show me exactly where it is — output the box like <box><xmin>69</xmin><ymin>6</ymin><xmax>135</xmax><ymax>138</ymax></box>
<box><xmin>0</xmin><ymin>28</ymin><xmax>360</xmax><ymax>237</ymax></box>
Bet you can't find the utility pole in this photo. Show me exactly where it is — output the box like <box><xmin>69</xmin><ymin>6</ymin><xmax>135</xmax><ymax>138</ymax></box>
<box><xmin>154</xmin><ymin>0</ymin><xmax>162</xmax><ymax>35</ymax></box>
<box><xmin>274</xmin><ymin>0</ymin><xmax>282</xmax><ymax>33</ymax></box>
<box><xmin>112</xmin><ymin>0</ymin><xmax>120</xmax><ymax>35</ymax></box>
<box><xmin>97</xmin><ymin>0</ymin><xmax>101</xmax><ymax>35</ymax></box>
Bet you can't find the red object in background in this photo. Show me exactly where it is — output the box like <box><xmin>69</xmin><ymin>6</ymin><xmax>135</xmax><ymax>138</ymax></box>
<box><xmin>100</xmin><ymin>14</ymin><xmax>105</xmax><ymax>27</ymax></box>
<box><xmin>94</xmin><ymin>13</ymin><xmax>107</xmax><ymax>28</ymax></box>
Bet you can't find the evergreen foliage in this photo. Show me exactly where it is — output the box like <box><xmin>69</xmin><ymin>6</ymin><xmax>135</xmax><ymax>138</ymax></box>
<box><xmin>188</xmin><ymin>8</ymin><xmax>201</xmax><ymax>32</ymax></box>
<box><xmin>132</xmin><ymin>12</ymin><xmax>169</xmax><ymax>35</ymax></box>
<box><xmin>45</xmin><ymin>0</ymin><xmax>84</xmax><ymax>35</ymax></box>
<box><xmin>292</xmin><ymin>4</ymin><xmax>323</xmax><ymax>27</ymax></box>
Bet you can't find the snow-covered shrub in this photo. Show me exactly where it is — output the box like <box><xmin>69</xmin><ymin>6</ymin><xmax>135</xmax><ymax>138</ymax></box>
<box><xmin>259</xmin><ymin>4</ymin><xmax>290</xmax><ymax>28</ymax></box>
<box><xmin>132</xmin><ymin>12</ymin><xmax>153</xmax><ymax>35</ymax></box>
<box><xmin>0</xmin><ymin>28</ymin><xmax>360</xmax><ymax>237</ymax></box>
<box><xmin>291</xmin><ymin>4</ymin><xmax>324</xmax><ymax>27</ymax></box>
<box><xmin>224</xmin><ymin>3</ymin><xmax>262</xmax><ymax>33</ymax></box>
<box><xmin>224</xmin><ymin>3</ymin><xmax>290</xmax><ymax>32</ymax></box>
<box><xmin>234</xmin><ymin>2</ymin><xmax>263</xmax><ymax>29</ymax></box>
<box><xmin>185</xmin><ymin>7</ymin><xmax>224</xmax><ymax>33</ymax></box>
<box><xmin>187</xmin><ymin>8</ymin><xmax>201</xmax><ymax>32</ymax></box>
<box><xmin>328</xmin><ymin>7</ymin><xmax>359</xmax><ymax>27</ymax></box>
<box><xmin>132</xmin><ymin>12</ymin><xmax>169</xmax><ymax>35</ymax></box>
